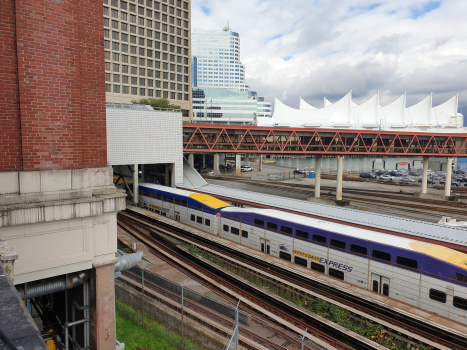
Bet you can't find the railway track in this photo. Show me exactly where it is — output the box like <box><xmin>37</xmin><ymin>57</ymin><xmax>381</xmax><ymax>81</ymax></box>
<box><xmin>203</xmin><ymin>176</ymin><xmax>467</xmax><ymax>221</ymax></box>
<box><xmin>118</xmin><ymin>214</ymin><xmax>380</xmax><ymax>350</ymax></box>
<box><xmin>119</xmin><ymin>209</ymin><xmax>467</xmax><ymax>350</ymax></box>
<box><xmin>120</xmin><ymin>270</ymin><xmax>310</xmax><ymax>350</ymax></box>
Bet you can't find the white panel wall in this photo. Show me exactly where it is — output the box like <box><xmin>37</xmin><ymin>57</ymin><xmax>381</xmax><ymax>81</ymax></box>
<box><xmin>107</xmin><ymin>108</ymin><xmax>183</xmax><ymax>185</ymax></box>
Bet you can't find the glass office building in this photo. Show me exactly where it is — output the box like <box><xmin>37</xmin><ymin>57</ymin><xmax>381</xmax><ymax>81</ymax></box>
<box><xmin>191</xmin><ymin>23</ymin><xmax>272</xmax><ymax>124</ymax></box>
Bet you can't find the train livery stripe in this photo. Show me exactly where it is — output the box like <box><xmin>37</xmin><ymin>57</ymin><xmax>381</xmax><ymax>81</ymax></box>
<box><xmin>409</xmin><ymin>241</ymin><xmax>467</xmax><ymax>270</ymax></box>
<box><xmin>189</xmin><ymin>193</ymin><xmax>232</xmax><ymax>209</ymax></box>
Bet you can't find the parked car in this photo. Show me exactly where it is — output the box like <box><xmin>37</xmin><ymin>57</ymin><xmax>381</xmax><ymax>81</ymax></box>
<box><xmin>455</xmin><ymin>169</ymin><xmax>467</xmax><ymax>175</ymax></box>
<box><xmin>293</xmin><ymin>169</ymin><xmax>306</xmax><ymax>175</ymax></box>
<box><xmin>200</xmin><ymin>168</ymin><xmax>214</xmax><ymax>175</ymax></box>
<box><xmin>240</xmin><ymin>165</ymin><xmax>253</xmax><ymax>172</ymax></box>
<box><xmin>380</xmin><ymin>175</ymin><xmax>394</xmax><ymax>181</ymax></box>
<box><xmin>459</xmin><ymin>176</ymin><xmax>467</xmax><ymax>182</ymax></box>
<box><xmin>418</xmin><ymin>178</ymin><xmax>435</xmax><ymax>184</ymax></box>
<box><xmin>360</xmin><ymin>172</ymin><xmax>376</xmax><ymax>179</ymax></box>
<box><xmin>389</xmin><ymin>171</ymin><xmax>403</xmax><ymax>177</ymax></box>
<box><xmin>440</xmin><ymin>179</ymin><xmax>460</xmax><ymax>187</ymax></box>
<box><xmin>219</xmin><ymin>164</ymin><xmax>232</xmax><ymax>170</ymax></box>
<box><xmin>409</xmin><ymin>171</ymin><xmax>420</xmax><ymax>176</ymax></box>
<box><xmin>375</xmin><ymin>170</ymin><xmax>388</xmax><ymax>176</ymax></box>
<box><xmin>400</xmin><ymin>177</ymin><xmax>416</xmax><ymax>183</ymax></box>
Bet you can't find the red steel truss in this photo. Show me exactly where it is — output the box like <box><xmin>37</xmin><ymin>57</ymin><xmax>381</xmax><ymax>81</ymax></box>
<box><xmin>183</xmin><ymin>124</ymin><xmax>467</xmax><ymax>157</ymax></box>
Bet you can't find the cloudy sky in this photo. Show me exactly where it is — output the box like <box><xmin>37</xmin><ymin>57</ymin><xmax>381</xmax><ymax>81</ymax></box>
<box><xmin>191</xmin><ymin>0</ymin><xmax>467</xmax><ymax>112</ymax></box>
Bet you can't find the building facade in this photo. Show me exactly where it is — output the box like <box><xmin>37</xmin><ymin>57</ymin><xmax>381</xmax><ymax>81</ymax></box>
<box><xmin>191</xmin><ymin>24</ymin><xmax>249</xmax><ymax>90</ymax></box>
<box><xmin>103</xmin><ymin>0</ymin><xmax>192</xmax><ymax>119</ymax></box>
<box><xmin>192</xmin><ymin>88</ymin><xmax>272</xmax><ymax>124</ymax></box>
<box><xmin>191</xmin><ymin>24</ymin><xmax>272</xmax><ymax>124</ymax></box>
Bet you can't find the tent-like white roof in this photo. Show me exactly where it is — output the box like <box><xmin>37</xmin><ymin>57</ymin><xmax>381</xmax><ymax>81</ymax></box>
<box><xmin>257</xmin><ymin>92</ymin><xmax>463</xmax><ymax>131</ymax></box>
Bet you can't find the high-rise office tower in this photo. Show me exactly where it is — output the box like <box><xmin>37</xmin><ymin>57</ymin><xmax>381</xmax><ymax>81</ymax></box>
<box><xmin>191</xmin><ymin>22</ymin><xmax>249</xmax><ymax>91</ymax></box>
<box><xmin>103</xmin><ymin>0</ymin><xmax>192</xmax><ymax>119</ymax></box>
<box><xmin>191</xmin><ymin>23</ymin><xmax>272</xmax><ymax>124</ymax></box>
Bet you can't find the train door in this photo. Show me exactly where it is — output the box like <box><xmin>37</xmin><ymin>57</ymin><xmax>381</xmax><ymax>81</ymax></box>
<box><xmin>260</xmin><ymin>238</ymin><xmax>270</xmax><ymax>254</ymax></box>
<box><xmin>175</xmin><ymin>211</ymin><xmax>180</xmax><ymax>221</ymax></box>
<box><xmin>371</xmin><ymin>274</ymin><xmax>390</xmax><ymax>296</ymax></box>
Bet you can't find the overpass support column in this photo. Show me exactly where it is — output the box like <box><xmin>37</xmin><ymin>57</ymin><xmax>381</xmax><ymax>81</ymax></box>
<box><xmin>133</xmin><ymin>164</ymin><xmax>138</xmax><ymax>205</ymax></box>
<box><xmin>421</xmin><ymin>156</ymin><xmax>429</xmax><ymax>194</ymax></box>
<box><xmin>336</xmin><ymin>156</ymin><xmax>343</xmax><ymax>201</ymax></box>
<box><xmin>315</xmin><ymin>156</ymin><xmax>322</xmax><ymax>198</ymax></box>
<box><xmin>91</xmin><ymin>259</ymin><xmax>117</xmax><ymax>350</ymax></box>
<box><xmin>202</xmin><ymin>154</ymin><xmax>206</xmax><ymax>169</ymax></box>
<box><xmin>259</xmin><ymin>155</ymin><xmax>263</xmax><ymax>172</ymax></box>
<box><xmin>213</xmin><ymin>153</ymin><xmax>220</xmax><ymax>174</ymax></box>
<box><xmin>235</xmin><ymin>154</ymin><xmax>241</xmax><ymax>174</ymax></box>
<box><xmin>445</xmin><ymin>157</ymin><xmax>453</xmax><ymax>196</ymax></box>
<box><xmin>188</xmin><ymin>154</ymin><xmax>194</xmax><ymax>167</ymax></box>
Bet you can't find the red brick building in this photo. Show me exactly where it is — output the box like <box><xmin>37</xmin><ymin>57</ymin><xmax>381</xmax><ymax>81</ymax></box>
<box><xmin>1</xmin><ymin>0</ymin><xmax>107</xmax><ymax>172</ymax></box>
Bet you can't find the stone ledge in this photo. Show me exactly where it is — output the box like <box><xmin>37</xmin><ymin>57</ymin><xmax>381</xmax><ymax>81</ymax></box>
<box><xmin>0</xmin><ymin>193</ymin><xmax>126</xmax><ymax>228</ymax></box>
<box><xmin>0</xmin><ymin>167</ymin><xmax>114</xmax><ymax>196</ymax></box>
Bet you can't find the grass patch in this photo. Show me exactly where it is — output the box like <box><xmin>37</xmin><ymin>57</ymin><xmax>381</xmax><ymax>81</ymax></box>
<box><xmin>116</xmin><ymin>300</ymin><xmax>204</xmax><ymax>350</ymax></box>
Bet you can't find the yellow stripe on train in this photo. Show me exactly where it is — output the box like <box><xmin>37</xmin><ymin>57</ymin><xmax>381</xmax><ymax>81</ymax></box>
<box><xmin>189</xmin><ymin>193</ymin><xmax>232</xmax><ymax>209</ymax></box>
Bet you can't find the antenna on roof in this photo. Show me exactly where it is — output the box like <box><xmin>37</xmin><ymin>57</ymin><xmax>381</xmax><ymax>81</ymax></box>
<box><xmin>222</xmin><ymin>20</ymin><xmax>230</xmax><ymax>31</ymax></box>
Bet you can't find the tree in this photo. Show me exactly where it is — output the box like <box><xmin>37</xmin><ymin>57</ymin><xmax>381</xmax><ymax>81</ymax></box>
<box><xmin>131</xmin><ymin>98</ymin><xmax>181</xmax><ymax>110</ymax></box>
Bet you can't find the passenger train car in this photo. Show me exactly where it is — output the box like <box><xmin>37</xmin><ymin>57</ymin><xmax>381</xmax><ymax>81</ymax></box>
<box><xmin>138</xmin><ymin>183</ymin><xmax>467</xmax><ymax>325</ymax></box>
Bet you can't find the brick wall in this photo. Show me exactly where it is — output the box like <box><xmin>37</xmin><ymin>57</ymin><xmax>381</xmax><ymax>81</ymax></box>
<box><xmin>0</xmin><ymin>0</ymin><xmax>107</xmax><ymax>171</ymax></box>
<box><xmin>0</xmin><ymin>0</ymin><xmax>22</xmax><ymax>171</ymax></box>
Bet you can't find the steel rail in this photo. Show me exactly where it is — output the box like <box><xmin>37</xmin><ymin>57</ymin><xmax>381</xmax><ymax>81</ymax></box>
<box><xmin>118</xmin><ymin>217</ymin><xmax>372</xmax><ymax>350</ymax></box>
<box><xmin>121</xmin><ymin>209</ymin><xmax>467</xmax><ymax>350</ymax></box>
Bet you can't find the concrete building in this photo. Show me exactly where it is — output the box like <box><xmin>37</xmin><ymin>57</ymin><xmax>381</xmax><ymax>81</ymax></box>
<box><xmin>191</xmin><ymin>24</ymin><xmax>272</xmax><ymax>124</ymax></box>
<box><xmin>192</xmin><ymin>87</ymin><xmax>272</xmax><ymax>125</ymax></box>
<box><xmin>1</xmin><ymin>0</ymin><xmax>126</xmax><ymax>348</ymax></box>
<box><xmin>103</xmin><ymin>0</ymin><xmax>192</xmax><ymax>120</ymax></box>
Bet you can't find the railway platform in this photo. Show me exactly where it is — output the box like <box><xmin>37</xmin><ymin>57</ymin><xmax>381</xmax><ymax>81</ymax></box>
<box><xmin>126</xmin><ymin>205</ymin><xmax>467</xmax><ymax>340</ymax></box>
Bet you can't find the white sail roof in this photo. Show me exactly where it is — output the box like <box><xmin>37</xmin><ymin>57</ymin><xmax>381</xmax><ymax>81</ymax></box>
<box><xmin>406</xmin><ymin>94</ymin><xmax>432</xmax><ymax>126</ymax></box>
<box><xmin>299</xmin><ymin>97</ymin><xmax>317</xmax><ymax>110</ymax></box>
<box><xmin>261</xmin><ymin>93</ymin><xmax>463</xmax><ymax>131</ymax></box>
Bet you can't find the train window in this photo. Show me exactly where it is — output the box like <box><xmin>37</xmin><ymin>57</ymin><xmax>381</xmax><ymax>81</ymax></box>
<box><xmin>294</xmin><ymin>256</ymin><xmax>307</xmax><ymax>267</ymax></box>
<box><xmin>279</xmin><ymin>251</ymin><xmax>291</xmax><ymax>261</ymax></box>
<box><xmin>205</xmin><ymin>219</ymin><xmax>210</xmax><ymax>226</ymax></box>
<box><xmin>312</xmin><ymin>234</ymin><xmax>326</xmax><ymax>244</ymax></box>
<box><xmin>329</xmin><ymin>268</ymin><xmax>344</xmax><ymax>280</ymax></box>
<box><xmin>162</xmin><ymin>195</ymin><xmax>166</xmax><ymax>201</ymax></box>
<box><xmin>350</xmin><ymin>244</ymin><xmax>367</xmax><ymax>256</ymax></box>
<box><xmin>310</xmin><ymin>262</ymin><xmax>325</xmax><ymax>273</ymax></box>
<box><xmin>241</xmin><ymin>230</ymin><xmax>248</xmax><ymax>238</ymax></box>
<box><xmin>296</xmin><ymin>230</ymin><xmax>308</xmax><ymax>239</ymax></box>
<box><xmin>181</xmin><ymin>200</ymin><xmax>187</xmax><ymax>206</ymax></box>
<box><xmin>168</xmin><ymin>197</ymin><xmax>173</xmax><ymax>203</ymax></box>
<box><xmin>190</xmin><ymin>214</ymin><xmax>195</xmax><ymax>221</ymax></box>
<box><xmin>223</xmin><ymin>225</ymin><xmax>229</xmax><ymax>232</ymax></box>
<box><xmin>372</xmin><ymin>250</ymin><xmax>391</xmax><ymax>262</ymax></box>
<box><xmin>429</xmin><ymin>289</ymin><xmax>447</xmax><ymax>303</ymax></box>
<box><xmin>231</xmin><ymin>227</ymin><xmax>239</xmax><ymax>235</ymax></box>
<box><xmin>196</xmin><ymin>216</ymin><xmax>202</xmax><ymax>224</ymax></box>
<box><xmin>330</xmin><ymin>239</ymin><xmax>346</xmax><ymax>250</ymax></box>
<box><xmin>396</xmin><ymin>256</ymin><xmax>418</xmax><ymax>270</ymax></box>
<box><xmin>453</xmin><ymin>296</ymin><xmax>467</xmax><ymax>311</ymax></box>
<box><xmin>175</xmin><ymin>198</ymin><xmax>180</xmax><ymax>205</ymax></box>
<box><xmin>197</xmin><ymin>205</ymin><xmax>202</xmax><ymax>209</ymax></box>
<box><xmin>139</xmin><ymin>189</ymin><xmax>143</xmax><ymax>195</ymax></box>
<box><xmin>267</xmin><ymin>222</ymin><xmax>278</xmax><ymax>230</ymax></box>
<box><xmin>254</xmin><ymin>219</ymin><xmax>264</xmax><ymax>227</ymax></box>
<box><xmin>281</xmin><ymin>226</ymin><xmax>292</xmax><ymax>235</ymax></box>
<box><xmin>156</xmin><ymin>194</ymin><xmax>161</xmax><ymax>199</ymax></box>
<box><xmin>456</xmin><ymin>273</ymin><xmax>467</xmax><ymax>283</ymax></box>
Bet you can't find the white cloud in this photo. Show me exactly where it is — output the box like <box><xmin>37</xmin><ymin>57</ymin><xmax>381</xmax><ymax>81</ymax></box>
<box><xmin>192</xmin><ymin>0</ymin><xmax>467</xmax><ymax>110</ymax></box>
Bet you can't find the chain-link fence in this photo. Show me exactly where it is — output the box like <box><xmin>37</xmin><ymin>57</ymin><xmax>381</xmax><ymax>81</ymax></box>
<box><xmin>116</xmin><ymin>266</ymin><xmax>328</xmax><ymax>350</ymax></box>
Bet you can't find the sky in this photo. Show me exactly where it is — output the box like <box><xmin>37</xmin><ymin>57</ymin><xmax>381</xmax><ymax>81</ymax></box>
<box><xmin>191</xmin><ymin>0</ymin><xmax>467</xmax><ymax>112</ymax></box>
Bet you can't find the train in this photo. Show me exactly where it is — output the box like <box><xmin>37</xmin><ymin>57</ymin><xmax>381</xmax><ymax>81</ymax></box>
<box><xmin>138</xmin><ymin>182</ymin><xmax>467</xmax><ymax>325</ymax></box>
